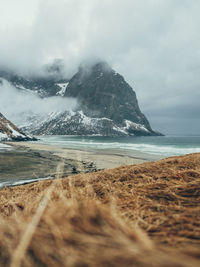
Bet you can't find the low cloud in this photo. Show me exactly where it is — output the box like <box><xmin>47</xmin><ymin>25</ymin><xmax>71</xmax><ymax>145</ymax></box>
<box><xmin>0</xmin><ymin>79</ymin><xmax>77</xmax><ymax>126</ymax></box>
<box><xmin>0</xmin><ymin>0</ymin><xmax>200</xmax><ymax>134</ymax></box>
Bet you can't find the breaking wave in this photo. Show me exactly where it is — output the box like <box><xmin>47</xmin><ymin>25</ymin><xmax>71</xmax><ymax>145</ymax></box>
<box><xmin>37</xmin><ymin>135</ymin><xmax>200</xmax><ymax>157</ymax></box>
<box><xmin>0</xmin><ymin>143</ymin><xmax>12</xmax><ymax>151</ymax></box>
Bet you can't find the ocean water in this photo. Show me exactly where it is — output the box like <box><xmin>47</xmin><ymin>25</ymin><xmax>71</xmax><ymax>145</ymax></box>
<box><xmin>37</xmin><ymin>135</ymin><xmax>200</xmax><ymax>157</ymax></box>
<box><xmin>0</xmin><ymin>143</ymin><xmax>12</xmax><ymax>151</ymax></box>
<box><xmin>0</xmin><ymin>135</ymin><xmax>199</xmax><ymax>189</ymax></box>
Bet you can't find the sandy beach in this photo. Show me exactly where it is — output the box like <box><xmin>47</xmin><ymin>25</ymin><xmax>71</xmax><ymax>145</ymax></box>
<box><xmin>8</xmin><ymin>141</ymin><xmax>163</xmax><ymax>167</ymax></box>
<box><xmin>0</xmin><ymin>142</ymin><xmax>97</xmax><ymax>185</ymax></box>
<box><xmin>0</xmin><ymin>141</ymin><xmax>163</xmax><ymax>188</ymax></box>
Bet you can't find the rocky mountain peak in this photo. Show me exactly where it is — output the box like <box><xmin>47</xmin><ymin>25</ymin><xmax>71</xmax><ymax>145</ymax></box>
<box><xmin>0</xmin><ymin>60</ymin><xmax>162</xmax><ymax>136</ymax></box>
<box><xmin>79</xmin><ymin>61</ymin><xmax>111</xmax><ymax>74</ymax></box>
<box><xmin>89</xmin><ymin>61</ymin><xmax>112</xmax><ymax>74</ymax></box>
<box><xmin>64</xmin><ymin>61</ymin><xmax>158</xmax><ymax>135</ymax></box>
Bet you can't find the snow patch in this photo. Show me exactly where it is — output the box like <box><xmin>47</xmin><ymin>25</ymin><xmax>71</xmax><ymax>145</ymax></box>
<box><xmin>124</xmin><ymin>120</ymin><xmax>150</xmax><ymax>133</ymax></box>
<box><xmin>0</xmin><ymin>132</ymin><xmax>9</xmax><ymax>141</ymax></box>
<box><xmin>56</xmin><ymin>83</ymin><xmax>69</xmax><ymax>96</ymax></box>
<box><xmin>7</xmin><ymin>123</ymin><xmax>25</xmax><ymax>138</ymax></box>
<box><xmin>112</xmin><ymin>126</ymin><xmax>127</xmax><ymax>135</ymax></box>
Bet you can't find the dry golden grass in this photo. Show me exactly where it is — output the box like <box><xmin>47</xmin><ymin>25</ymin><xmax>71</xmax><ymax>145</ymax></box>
<box><xmin>0</xmin><ymin>153</ymin><xmax>200</xmax><ymax>266</ymax></box>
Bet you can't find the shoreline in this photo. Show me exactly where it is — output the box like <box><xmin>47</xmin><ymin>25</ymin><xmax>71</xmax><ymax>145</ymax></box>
<box><xmin>7</xmin><ymin>141</ymin><xmax>163</xmax><ymax>168</ymax></box>
<box><xmin>0</xmin><ymin>141</ymin><xmax>163</xmax><ymax>189</ymax></box>
<box><xmin>0</xmin><ymin>153</ymin><xmax>200</xmax><ymax>266</ymax></box>
<box><xmin>0</xmin><ymin>142</ymin><xmax>98</xmax><ymax>187</ymax></box>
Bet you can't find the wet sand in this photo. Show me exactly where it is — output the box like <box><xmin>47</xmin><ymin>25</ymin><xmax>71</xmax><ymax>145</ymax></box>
<box><xmin>8</xmin><ymin>141</ymin><xmax>163</xmax><ymax>168</ymax></box>
<box><xmin>0</xmin><ymin>141</ymin><xmax>163</xmax><ymax>187</ymax></box>
<box><xmin>0</xmin><ymin>144</ymin><xmax>97</xmax><ymax>185</ymax></box>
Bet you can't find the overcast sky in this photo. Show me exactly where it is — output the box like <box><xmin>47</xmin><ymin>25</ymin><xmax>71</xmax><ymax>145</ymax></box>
<box><xmin>0</xmin><ymin>0</ymin><xmax>200</xmax><ymax>135</ymax></box>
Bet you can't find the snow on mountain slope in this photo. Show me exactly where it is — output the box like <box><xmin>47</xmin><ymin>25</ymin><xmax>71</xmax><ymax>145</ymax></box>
<box><xmin>0</xmin><ymin>78</ymin><xmax>77</xmax><ymax>128</ymax></box>
<box><xmin>0</xmin><ymin>113</ymin><xmax>36</xmax><ymax>141</ymax></box>
<box><xmin>22</xmin><ymin>110</ymin><xmax>152</xmax><ymax>136</ymax></box>
<box><xmin>56</xmin><ymin>83</ymin><xmax>69</xmax><ymax>96</ymax></box>
<box><xmin>0</xmin><ymin>61</ymin><xmax>163</xmax><ymax>137</ymax></box>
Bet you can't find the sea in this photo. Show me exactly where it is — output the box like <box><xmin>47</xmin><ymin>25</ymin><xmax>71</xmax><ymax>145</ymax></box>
<box><xmin>0</xmin><ymin>135</ymin><xmax>200</xmax><ymax>188</ymax></box>
<box><xmin>1</xmin><ymin>135</ymin><xmax>200</xmax><ymax>157</ymax></box>
<box><xmin>0</xmin><ymin>143</ymin><xmax>13</xmax><ymax>151</ymax></box>
<box><xmin>36</xmin><ymin>135</ymin><xmax>200</xmax><ymax>158</ymax></box>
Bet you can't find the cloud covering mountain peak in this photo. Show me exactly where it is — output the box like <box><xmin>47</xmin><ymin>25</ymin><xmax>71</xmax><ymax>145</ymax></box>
<box><xmin>1</xmin><ymin>0</ymin><xmax>200</xmax><ymax>134</ymax></box>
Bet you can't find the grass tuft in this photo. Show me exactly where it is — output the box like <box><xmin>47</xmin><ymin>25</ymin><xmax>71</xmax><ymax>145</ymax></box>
<box><xmin>0</xmin><ymin>153</ymin><xmax>200</xmax><ymax>266</ymax></box>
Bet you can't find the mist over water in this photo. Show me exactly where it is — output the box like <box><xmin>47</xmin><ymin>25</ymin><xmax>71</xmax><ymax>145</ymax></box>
<box><xmin>0</xmin><ymin>79</ymin><xmax>77</xmax><ymax>126</ymax></box>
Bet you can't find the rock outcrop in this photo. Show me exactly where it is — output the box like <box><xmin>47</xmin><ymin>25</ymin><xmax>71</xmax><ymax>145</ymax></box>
<box><xmin>61</xmin><ymin>61</ymin><xmax>160</xmax><ymax>136</ymax></box>
<box><xmin>0</xmin><ymin>113</ymin><xmax>36</xmax><ymax>141</ymax></box>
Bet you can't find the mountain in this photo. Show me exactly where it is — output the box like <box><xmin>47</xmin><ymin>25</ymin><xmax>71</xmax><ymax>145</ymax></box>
<box><xmin>0</xmin><ymin>61</ymin><xmax>162</xmax><ymax>136</ymax></box>
<box><xmin>0</xmin><ymin>69</ymin><xmax>69</xmax><ymax>98</ymax></box>
<box><xmin>0</xmin><ymin>113</ymin><xmax>36</xmax><ymax>141</ymax></box>
<box><xmin>63</xmin><ymin>61</ymin><xmax>160</xmax><ymax>136</ymax></box>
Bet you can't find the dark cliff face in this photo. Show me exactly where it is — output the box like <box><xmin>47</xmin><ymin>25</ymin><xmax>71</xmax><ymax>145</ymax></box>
<box><xmin>0</xmin><ymin>61</ymin><xmax>162</xmax><ymax>136</ymax></box>
<box><xmin>64</xmin><ymin>62</ymin><xmax>153</xmax><ymax>133</ymax></box>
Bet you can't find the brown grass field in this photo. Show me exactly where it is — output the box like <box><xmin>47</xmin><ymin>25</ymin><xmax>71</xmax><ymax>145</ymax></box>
<box><xmin>0</xmin><ymin>153</ymin><xmax>200</xmax><ymax>266</ymax></box>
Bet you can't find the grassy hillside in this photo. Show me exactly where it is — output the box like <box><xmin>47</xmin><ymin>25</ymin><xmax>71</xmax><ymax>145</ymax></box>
<box><xmin>0</xmin><ymin>153</ymin><xmax>200</xmax><ymax>266</ymax></box>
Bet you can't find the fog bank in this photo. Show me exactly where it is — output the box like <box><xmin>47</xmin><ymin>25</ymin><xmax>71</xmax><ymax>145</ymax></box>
<box><xmin>0</xmin><ymin>79</ymin><xmax>77</xmax><ymax>126</ymax></box>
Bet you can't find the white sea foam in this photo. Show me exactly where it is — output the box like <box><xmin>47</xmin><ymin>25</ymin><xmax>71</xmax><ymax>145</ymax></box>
<box><xmin>120</xmin><ymin>143</ymin><xmax>200</xmax><ymax>156</ymax></box>
<box><xmin>0</xmin><ymin>176</ymin><xmax>54</xmax><ymax>189</ymax></box>
<box><xmin>0</xmin><ymin>143</ymin><xmax>12</xmax><ymax>151</ymax></box>
<box><xmin>38</xmin><ymin>136</ymin><xmax>200</xmax><ymax>157</ymax></box>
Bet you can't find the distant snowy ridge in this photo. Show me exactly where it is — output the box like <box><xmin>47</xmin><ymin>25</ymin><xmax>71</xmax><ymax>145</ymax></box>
<box><xmin>22</xmin><ymin>110</ymin><xmax>152</xmax><ymax>136</ymax></box>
